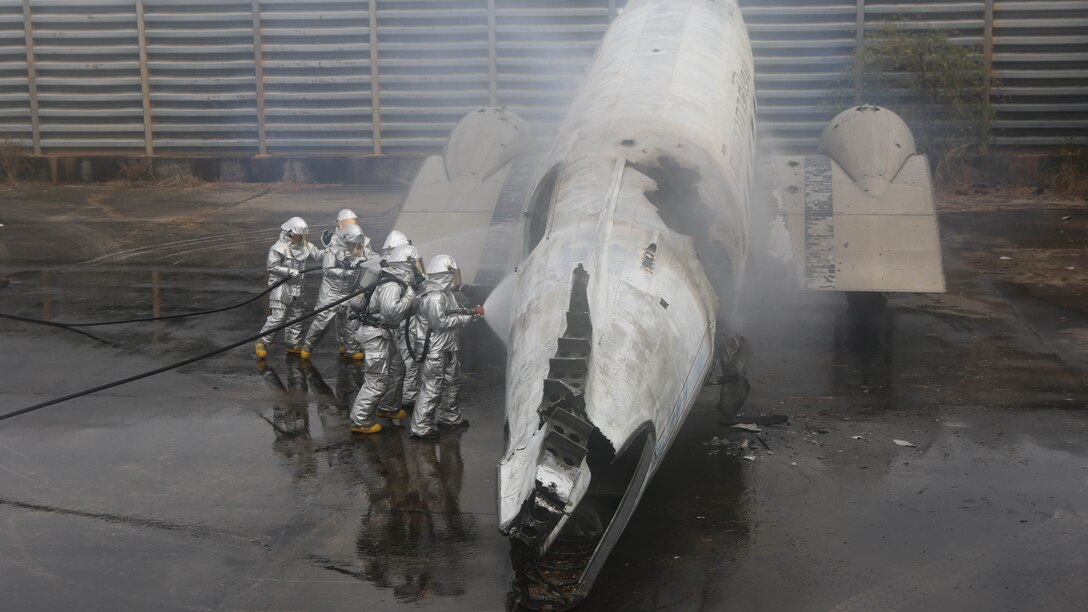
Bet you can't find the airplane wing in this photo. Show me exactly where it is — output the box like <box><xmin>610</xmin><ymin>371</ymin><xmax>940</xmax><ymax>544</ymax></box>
<box><xmin>389</xmin><ymin>107</ymin><xmax>540</xmax><ymax>288</ymax></box>
<box><xmin>765</xmin><ymin>105</ymin><xmax>946</xmax><ymax>294</ymax></box>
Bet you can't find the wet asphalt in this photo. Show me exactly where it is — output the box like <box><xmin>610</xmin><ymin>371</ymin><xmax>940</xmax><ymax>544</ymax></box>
<box><xmin>0</xmin><ymin>184</ymin><xmax>1086</xmax><ymax>611</ymax></box>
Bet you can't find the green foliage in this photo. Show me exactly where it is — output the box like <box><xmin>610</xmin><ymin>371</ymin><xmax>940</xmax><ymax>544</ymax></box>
<box><xmin>850</xmin><ymin>25</ymin><xmax>994</xmax><ymax>157</ymax></box>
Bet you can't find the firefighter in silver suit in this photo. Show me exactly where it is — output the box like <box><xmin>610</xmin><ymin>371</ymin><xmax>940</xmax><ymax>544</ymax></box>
<box><xmin>408</xmin><ymin>255</ymin><xmax>483</xmax><ymax>439</ymax></box>
<box><xmin>256</xmin><ymin>217</ymin><xmax>320</xmax><ymax>358</ymax></box>
<box><xmin>300</xmin><ymin>223</ymin><xmax>371</xmax><ymax>360</ymax></box>
<box><xmin>347</xmin><ymin>245</ymin><xmax>421</xmax><ymax>434</ymax></box>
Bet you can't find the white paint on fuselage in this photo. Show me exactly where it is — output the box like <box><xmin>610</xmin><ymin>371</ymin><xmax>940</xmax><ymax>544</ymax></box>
<box><xmin>499</xmin><ymin>0</ymin><xmax>756</xmax><ymax>531</ymax></box>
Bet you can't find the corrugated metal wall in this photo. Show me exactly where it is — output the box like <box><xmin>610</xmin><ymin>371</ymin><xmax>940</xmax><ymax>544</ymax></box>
<box><xmin>0</xmin><ymin>0</ymin><xmax>1084</xmax><ymax>155</ymax></box>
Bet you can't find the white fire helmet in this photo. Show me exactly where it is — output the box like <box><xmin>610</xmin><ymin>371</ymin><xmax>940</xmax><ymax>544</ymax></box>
<box><xmin>336</xmin><ymin>208</ymin><xmax>358</xmax><ymax>228</ymax></box>
<box><xmin>382</xmin><ymin>230</ymin><xmax>411</xmax><ymax>252</ymax></box>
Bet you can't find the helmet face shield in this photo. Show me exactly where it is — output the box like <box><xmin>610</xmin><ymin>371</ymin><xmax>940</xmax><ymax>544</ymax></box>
<box><xmin>289</xmin><ymin>231</ymin><xmax>307</xmax><ymax>246</ymax></box>
<box><xmin>339</xmin><ymin>224</ymin><xmax>366</xmax><ymax>253</ymax></box>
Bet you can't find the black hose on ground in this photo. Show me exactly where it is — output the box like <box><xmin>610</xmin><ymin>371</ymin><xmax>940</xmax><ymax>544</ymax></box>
<box><xmin>0</xmin><ymin>277</ymin><xmax>377</xmax><ymax>424</ymax></box>
<box><xmin>0</xmin><ymin>266</ymin><xmax>323</xmax><ymax>330</ymax></box>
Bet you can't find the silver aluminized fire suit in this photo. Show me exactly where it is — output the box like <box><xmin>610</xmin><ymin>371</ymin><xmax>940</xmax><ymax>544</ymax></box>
<box><xmin>258</xmin><ymin>230</ymin><xmax>320</xmax><ymax>347</ymax></box>
<box><xmin>381</xmin><ymin>302</ymin><xmax>421</xmax><ymax>410</ymax></box>
<box><xmin>443</xmin><ymin>296</ymin><xmax>466</xmax><ymax>418</ymax></box>
<box><xmin>408</xmin><ymin>273</ymin><xmax>479</xmax><ymax>437</ymax></box>
<box><xmin>349</xmin><ymin>262</ymin><xmax>417</xmax><ymax>428</ymax></box>
<box><xmin>301</xmin><ymin>232</ymin><xmax>367</xmax><ymax>355</ymax></box>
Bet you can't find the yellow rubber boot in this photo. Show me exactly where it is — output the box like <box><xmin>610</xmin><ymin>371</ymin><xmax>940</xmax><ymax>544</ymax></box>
<box><xmin>378</xmin><ymin>409</ymin><xmax>408</xmax><ymax>421</ymax></box>
<box><xmin>300</xmin><ymin>348</ymin><xmax>312</xmax><ymax>360</ymax></box>
<box><xmin>255</xmin><ymin>342</ymin><xmax>268</xmax><ymax>358</ymax></box>
<box><xmin>350</xmin><ymin>423</ymin><xmax>382</xmax><ymax>434</ymax></box>
<box><xmin>338</xmin><ymin>345</ymin><xmax>346</xmax><ymax>355</ymax></box>
<box><xmin>349</xmin><ymin>351</ymin><xmax>364</xmax><ymax>361</ymax></box>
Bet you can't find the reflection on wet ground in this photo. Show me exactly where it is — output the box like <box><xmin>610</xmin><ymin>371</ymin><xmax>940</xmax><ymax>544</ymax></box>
<box><xmin>253</xmin><ymin>356</ymin><xmax>477</xmax><ymax>603</ymax></box>
<box><xmin>0</xmin><ymin>189</ymin><xmax>1086</xmax><ymax>610</ymax></box>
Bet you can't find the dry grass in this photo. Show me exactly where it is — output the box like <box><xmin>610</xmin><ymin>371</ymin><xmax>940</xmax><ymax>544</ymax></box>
<box><xmin>1050</xmin><ymin>147</ymin><xmax>1088</xmax><ymax>196</ymax></box>
<box><xmin>0</xmin><ymin>139</ymin><xmax>31</xmax><ymax>184</ymax></box>
<box><xmin>117</xmin><ymin>157</ymin><xmax>154</xmax><ymax>185</ymax></box>
<box><xmin>114</xmin><ymin>157</ymin><xmax>222</xmax><ymax>190</ymax></box>
<box><xmin>153</xmin><ymin>173</ymin><xmax>220</xmax><ymax>190</ymax></box>
<box><xmin>933</xmin><ymin>147</ymin><xmax>1088</xmax><ymax>200</ymax></box>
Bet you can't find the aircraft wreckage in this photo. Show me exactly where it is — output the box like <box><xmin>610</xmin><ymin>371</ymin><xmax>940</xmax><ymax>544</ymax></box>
<box><xmin>393</xmin><ymin>0</ymin><xmax>944</xmax><ymax>607</ymax></box>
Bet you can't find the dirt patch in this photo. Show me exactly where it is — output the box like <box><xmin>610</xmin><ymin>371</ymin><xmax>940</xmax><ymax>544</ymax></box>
<box><xmin>938</xmin><ymin>188</ymin><xmax>1088</xmax><ymax>213</ymax></box>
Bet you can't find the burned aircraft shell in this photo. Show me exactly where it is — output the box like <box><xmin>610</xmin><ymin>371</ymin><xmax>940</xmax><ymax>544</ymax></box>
<box><xmin>499</xmin><ymin>0</ymin><xmax>756</xmax><ymax>607</ymax></box>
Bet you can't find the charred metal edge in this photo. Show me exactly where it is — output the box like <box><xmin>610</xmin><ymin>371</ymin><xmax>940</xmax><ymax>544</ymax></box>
<box><xmin>508</xmin><ymin>264</ymin><xmax>594</xmax><ymax>556</ymax></box>
<box><xmin>512</xmin><ymin>423</ymin><xmax>658</xmax><ymax>611</ymax></box>
<box><xmin>575</xmin><ymin>423</ymin><xmax>657</xmax><ymax>601</ymax></box>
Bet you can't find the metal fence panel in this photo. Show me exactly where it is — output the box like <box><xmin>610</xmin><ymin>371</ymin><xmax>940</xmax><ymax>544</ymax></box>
<box><xmin>30</xmin><ymin>0</ymin><xmax>144</xmax><ymax>151</ymax></box>
<box><xmin>0</xmin><ymin>0</ymin><xmax>1084</xmax><ymax>154</ymax></box>
<box><xmin>740</xmin><ymin>0</ymin><xmax>858</xmax><ymax>152</ymax></box>
<box><xmin>0</xmin><ymin>1</ymin><xmax>31</xmax><ymax>147</ymax></box>
<box><xmin>992</xmin><ymin>0</ymin><xmax>1088</xmax><ymax>145</ymax></box>
<box><xmin>144</xmin><ymin>0</ymin><xmax>259</xmax><ymax>152</ymax></box>
<box><xmin>376</xmin><ymin>0</ymin><xmax>490</xmax><ymax>152</ymax></box>
<box><xmin>495</xmin><ymin>0</ymin><xmax>612</xmax><ymax>141</ymax></box>
<box><xmin>259</xmin><ymin>0</ymin><xmax>375</xmax><ymax>153</ymax></box>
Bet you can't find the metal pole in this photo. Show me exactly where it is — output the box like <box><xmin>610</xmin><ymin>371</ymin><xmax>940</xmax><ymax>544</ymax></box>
<box><xmin>983</xmin><ymin>0</ymin><xmax>994</xmax><ymax>99</ymax></box>
<box><xmin>20</xmin><ymin>0</ymin><xmax>41</xmax><ymax>155</ymax></box>
<box><xmin>488</xmin><ymin>0</ymin><xmax>497</xmax><ymax>106</ymax></box>
<box><xmin>135</xmin><ymin>0</ymin><xmax>154</xmax><ymax>155</ymax></box>
<box><xmin>368</xmin><ymin>0</ymin><xmax>382</xmax><ymax>154</ymax></box>
<box><xmin>854</xmin><ymin>0</ymin><xmax>865</xmax><ymax>104</ymax></box>
<box><xmin>982</xmin><ymin>0</ymin><xmax>994</xmax><ymax>152</ymax></box>
<box><xmin>251</xmin><ymin>0</ymin><xmax>268</xmax><ymax>154</ymax></box>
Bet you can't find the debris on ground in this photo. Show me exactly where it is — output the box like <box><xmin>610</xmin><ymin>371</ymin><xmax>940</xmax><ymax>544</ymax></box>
<box><xmin>893</xmin><ymin>439</ymin><xmax>917</xmax><ymax>447</ymax></box>
<box><xmin>704</xmin><ymin>428</ymin><xmax>775</xmax><ymax>459</ymax></box>
<box><xmin>731</xmin><ymin>423</ymin><xmax>761</xmax><ymax>432</ymax></box>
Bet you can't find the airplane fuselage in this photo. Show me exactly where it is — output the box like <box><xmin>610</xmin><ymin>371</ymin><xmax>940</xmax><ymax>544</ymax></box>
<box><xmin>499</xmin><ymin>0</ymin><xmax>756</xmax><ymax>606</ymax></box>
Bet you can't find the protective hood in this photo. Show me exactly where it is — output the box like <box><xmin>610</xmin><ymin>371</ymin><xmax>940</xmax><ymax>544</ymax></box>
<box><xmin>419</xmin><ymin>272</ymin><xmax>454</xmax><ymax>295</ymax></box>
<box><xmin>384</xmin><ymin>260</ymin><xmax>417</xmax><ymax>285</ymax></box>
<box><xmin>277</xmin><ymin>230</ymin><xmax>313</xmax><ymax>259</ymax></box>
